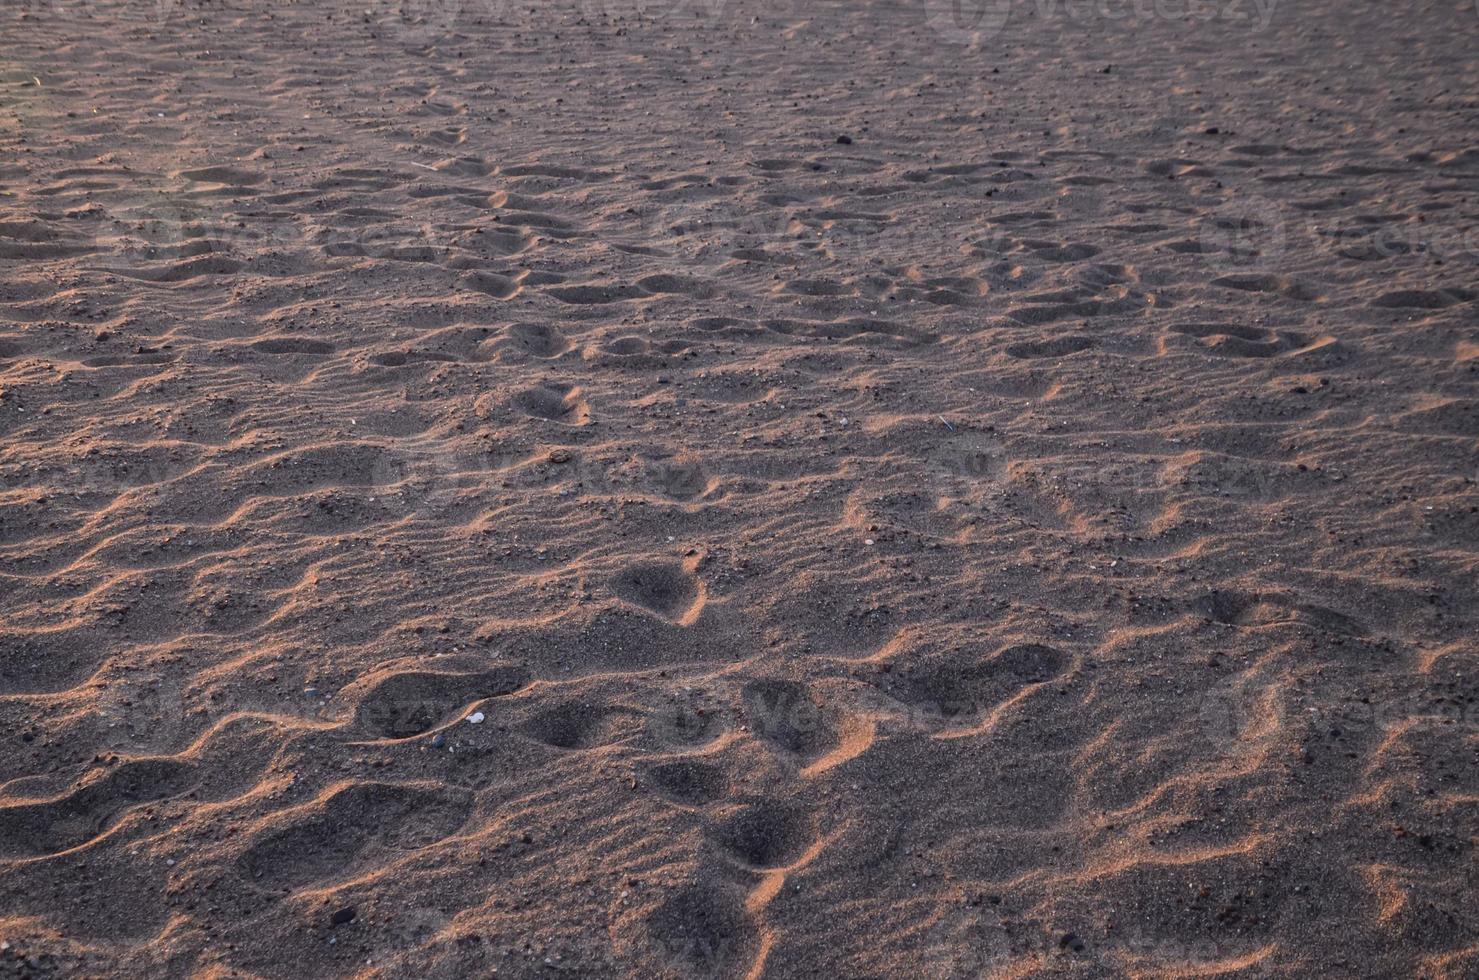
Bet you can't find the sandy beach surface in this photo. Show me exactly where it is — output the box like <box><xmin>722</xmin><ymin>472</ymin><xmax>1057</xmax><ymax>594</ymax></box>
<box><xmin>1</xmin><ymin>0</ymin><xmax>1476</xmax><ymax>975</ymax></box>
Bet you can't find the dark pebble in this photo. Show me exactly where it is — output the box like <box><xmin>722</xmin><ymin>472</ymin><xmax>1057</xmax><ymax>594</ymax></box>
<box><xmin>330</xmin><ymin>906</ymin><xmax>356</xmax><ymax>927</ymax></box>
<box><xmin>836</xmin><ymin>134</ymin><xmax>853</xmax><ymax>144</ymax></box>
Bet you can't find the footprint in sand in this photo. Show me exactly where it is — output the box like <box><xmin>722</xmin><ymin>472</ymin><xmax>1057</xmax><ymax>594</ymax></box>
<box><xmin>177</xmin><ymin>165</ymin><xmax>262</xmax><ymax>186</ymax></box>
<box><xmin>368</xmin><ymin>349</ymin><xmax>460</xmax><ymax>367</ymax></box>
<box><xmin>611</xmin><ymin>559</ymin><xmax>706</xmax><ymax>624</ymax></box>
<box><xmin>1370</xmin><ymin>288</ymin><xmax>1473</xmax><ymax>310</ymax></box>
<box><xmin>1211</xmin><ymin>272</ymin><xmax>1322</xmax><ymax>301</ymax></box>
<box><xmin>863</xmin><ymin>642</ymin><xmax>1068</xmax><ymax>731</ymax></box>
<box><xmin>646</xmin><ymin>458</ymin><xmax>712</xmax><ymax>501</ymax></box>
<box><xmin>646</xmin><ymin>694</ymin><xmax>728</xmax><ymax>750</ymax></box>
<box><xmin>461</xmin><ymin>269</ymin><xmax>523</xmax><ymax>299</ymax></box>
<box><xmin>79</xmin><ymin>351</ymin><xmax>178</xmax><ymax>368</ymax></box>
<box><xmin>0</xmin><ymin>759</ymin><xmax>198</xmax><ymax>858</ymax></box>
<box><xmin>740</xmin><ymin>679</ymin><xmax>843</xmax><ymax>764</ymax></box>
<box><xmin>522</xmin><ymin>701</ymin><xmax>640</xmax><ymax>750</ymax></box>
<box><xmin>250</xmin><ymin>337</ymin><xmax>335</xmax><ymax>356</ymax></box>
<box><xmin>352</xmin><ymin>664</ymin><xmax>530</xmax><ymax>739</ymax></box>
<box><xmin>547</xmin><ymin>283</ymin><xmax>648</xmax><ymax>305</ymax></box>
<box><xmin>514</xmin><ymin>382</ymin><xmax>588</xmax><ymax>424</ymax></box>
<box><xmin>1190</xmin><ymin>591</ymin><xmax>1366</xmax><ymax>635</ymax></box>
<box><xmin>637</xmin><ymin>273</ymin><xmax>716</xmax><ymax>298</ymax></box>
<box><xmin>238</xmin><ymin>782</ymin><xmax>470</xmax><ymax>890</ymax></box>
<box><xmin>501</xmin><ymin>321</ymin><xmax>569</xmax><ymax>358</ymax></box>
<box><xmin>1005</xmin><ymin>335</ymin><xmax>1095</xmax><ymax>359</ymax></box>
<box><xmin>710</xmin><ymin>798</ymin><xmax>816</xmax><ymax>870</ymax></box>
<box><xmin>644</xmin><ymin>759</ymin><xmax>730</xmax><ymax>806</ymax></box>
<box><xmin>645</xmin><ymin>883</ymin><xmax>759</xmax><ymax>978</ymax></box>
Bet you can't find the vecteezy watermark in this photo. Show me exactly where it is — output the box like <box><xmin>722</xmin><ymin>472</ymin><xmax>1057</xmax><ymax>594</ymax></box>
<box><xmin>112</xmin><ymin>204</ymin><xmax>212</xmax><ymax>267</ymax></box>
<box><xmin>7</xmin><ymin>0</ymin><xmax>66</xmax><ymax>17</ymax></box>
<box><xmin>22</xmin><ymin>0</ymin><xmax>197</xmax><ymax>26</ymax></box>
<box><xmin>367</xmin><ymin>445</ymin><xmax>479</xmax><ymax>519</ymax></box>
<box><xmin>358</xmin><ymin>694</ymin><xmax>450</xmax><ymax>739</ymax></box>
<box><xmin>14</xmin><ymin>438</ymin><xmax>721</xmax><ymax>524</ymax></box>
<box><xmin>365</xmin><ymin>0</ymin><xmax>500</xmax><ymax>45</ymax></box>
<box><xmin>1</xmin><ymin>452</ymin><xmax>196</xmax><ymax>504</ymax></box>
<box><xmin>579</xmin><ymin>0</ymin><xmax>733</xmax><ymax>21</ymax></box>
<box><xmin>646</xmin><ymin>885</ymin><xmax>755</xmax><ymax>976</ymax></box>
<box><xmin>93</xmin><ymin>674</ymin><xmax>347</xmax><ymax>753</ymax></box>
<box><xmin>1198</xmin><ymin>679</ymin><xmax>1479</xmax><ymax>759</ymax></box>
<box><xmin>1301</xmin><ymin>695</ymin><xmax>1479</xmax><ymax>736</ymax></box>
<box><xmin>921</xmin><ymin>441</ymin><xmax>1319</xmax><ymax>516</ymax></box>
<box><xmin>924</xmin><ymin>0</ymin><xmax>1013</xmax><ymax>44</ymax></box>
<box><xmin>1197</xmin><ymin>676</ymin><xmax>1278</xmax><ymax>758</ymax></box>
<box><xmin>647</xmin><ymin>699</ymin><xmax>725</xmax><ymax>748</ymax></box>
<box><xmin>1314</xmin><ymin>217</ymin><xmax>1479</xmax><ymax>265</ymax></box>
<box><xmin>104</xmin><ymin>194</ymin><xmax>301</xmax><ymax>272</ymax></box>
<box><xmin>365</xmin><ymin>442</ymin><xmax>589</xmax><ymax>518</ymax></box>
<box><xmin>721</xmin><ymin>680</ymin><xmax>1023</xmax><ymax>743</ymax></box>
<box><xmin>363</xmin><ymin>443</ymin><xmax>726</xmax><ymax>519</ymax></box>
<box><xmin>100</xmin><ymin>188</ymin><xmax>466</xmax><ymax>274</ymax></box>
<box><xmin>95</xmin><ymin>673</ymin><xmax>189</xmax><ymax>752</ymax></box>
<box><xmin>613</xmin><ymin>189</ymin><xmax>992</xmax><ymax>270</ymax></box>
<box><xmin>132</xmin><ymin>0</ymin><xmax>186</xmax><ymax>24</ymax></box>
<box><xmin>15</xmin><ymin>0</ymin><xmax>466</xmax><ymax>34</ymax></box>
<box><xmin>1198</xmin><ymin>194</ymin><xmax>1479</xmax><ymax>276</ymax></box>
<box><xmin>925</xmin><ymin>431</ymin><xmax>1008</xmax><ymax>498</ymax></box>
<box><xmin>923</xmin><ymin>0</ymin><xmax>1280</xmax><ymax>45</ymax></box>
<box><xmin>917</xmin><ymin>903</ymin><xmax>1274</xmax><ymax>975</ymax></box>
<box><xmin>363</xmin><ymin>0</ymin><xmax>734</xmax><ymax>45</ymax></box>
<box><xmin>1199</xmin><ymin>195</ymin><xmax>1287</xmax><ymax>276</ymax></box>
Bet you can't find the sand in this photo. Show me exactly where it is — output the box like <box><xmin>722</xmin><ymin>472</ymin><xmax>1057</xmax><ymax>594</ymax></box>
<box><xmin>1</xmin><ymin>0</ymin><xmax>1476</xmax><ymax>975</ymax></box>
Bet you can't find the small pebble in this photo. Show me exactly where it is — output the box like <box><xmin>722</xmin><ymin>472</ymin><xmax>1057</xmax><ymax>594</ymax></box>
<box><xmin>467</xmin><ymin>712</ymin><xmax>485</xmax><ymax>724</ymax></box>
